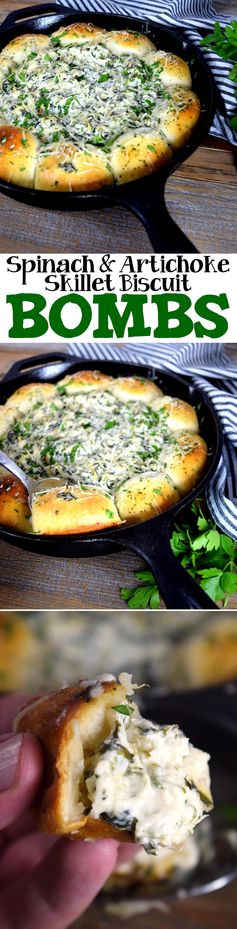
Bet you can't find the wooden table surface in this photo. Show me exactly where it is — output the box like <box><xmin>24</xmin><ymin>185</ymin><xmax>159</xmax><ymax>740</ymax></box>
<box><xmin>0</xmin><ymin>0</ymin><xmax>236</xmax><ymax>253</ymax></box>
<box><xmin>0</xmin><ymin>344</ymin><xmax>236</xmax><ymax>610</ymax></box>
<box><xmin>72</xmin><ymin>878</ymin><xmax>237</xmax><ymax>929</ymax></box>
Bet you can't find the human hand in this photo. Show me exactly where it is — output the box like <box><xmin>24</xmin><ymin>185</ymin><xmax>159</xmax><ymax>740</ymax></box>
<box><xmin>0</xmin><ymin>694</ymin><xmax>136</xmax><ymax>929</ymax></box>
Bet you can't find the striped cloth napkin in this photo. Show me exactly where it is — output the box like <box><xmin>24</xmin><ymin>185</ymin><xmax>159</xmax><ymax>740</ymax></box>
<box><xmin>58</xmin><ymin>0</ymin><xmax>237</xmax><ymax>145</ymax></box>
<box><xmin>69</xmin><ymin>342</ymin><xmax>237</xmax><ymax>542</ymax></box>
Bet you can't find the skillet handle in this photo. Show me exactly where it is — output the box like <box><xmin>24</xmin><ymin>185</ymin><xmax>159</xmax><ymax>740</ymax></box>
<box><xmin>0</xmin><ymin>4</ymin><xmax>60</xmax><ymax>30</ymax></box>
<box><xmin>121</xmin><ymin>179</ymin><xmax>198</xmax><ymax>253</ymax></box>
<box><xmin>0</xmin><ymin>351</ymin><xmax>71</xmax><ymax>383</ymax></box>
<box><xmin>118</xmin><ymin>519</ymin><xmax>217</xmax><ymax>609</ymax></box>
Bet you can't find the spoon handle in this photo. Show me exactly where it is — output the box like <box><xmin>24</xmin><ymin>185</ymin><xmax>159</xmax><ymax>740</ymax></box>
<box><xmin>0</xmin><ymin>450</ymin><xmax>29</xmax><ymax>492</ymax></box>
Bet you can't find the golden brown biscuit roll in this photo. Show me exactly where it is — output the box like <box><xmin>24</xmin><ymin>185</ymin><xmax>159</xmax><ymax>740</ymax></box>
<box><xmin>151</xmin><ymin>396</ymin><xmax>199</xmax><ymax>433</ymax></box>
<box><xmin>57</xmin><ymin>371</ymin><xmax>113</xmax><ymax>394</ymax></box>
<box><xmin>51</xmin><ymin>23</ymin><xmax>106</xmax><ymax>46</ymax></box>
<box><xmin>0</xmin><ymin>33</ymin><xmax>50</xmax><ymax>64</ymax></box>
<box><xmin>0</xmin><ymin>127</ymin><xmax>38</xmax><ymax>188</ymax></box>
<box><xmin>146</xmin><ymin>50</ymin><xmax>191</xmax><ymax>88</ymax></box>
<box><xmin>35</xmin><ymin>144</ymin><xmax>114</xmax><ymax>192</ymax></box>
<box><xmin>108</xmin><ymin>376</ymin><xmax>163</xmax><ymax>404</ymax></box>
<box><xmin>31</xmin><ymin>485</ymin><xmax>122</xmax><ymax>535</ymax></box>
<box><xmin>102</xmin><ymin>30</ymin><xmax>156</xmax><ymax>57</ymax></box>
<box><xmin>110</xmin><ymin>130</ymin><xmax>172</xmax><ymax>184</ymax></box>
<box><xmin>155</xmin><ymin>89</ymin><xmax>201</xmax><ymax>148</ymax></box>
<box><xmin>115</xmin><ymin>471</ymin><xmax>180</xmax><ymax>522</ymax></box>
<box><xmin>160</xmin><ymin>433</ymin><xmax>208</xmax><ymax>493</ymax></box>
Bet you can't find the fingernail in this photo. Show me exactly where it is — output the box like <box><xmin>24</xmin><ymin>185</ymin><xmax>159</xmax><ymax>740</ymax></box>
<box><xmin>0</xmin><ymin>734</ymin><xmax>23</xmax><ymax>791</ymax></box>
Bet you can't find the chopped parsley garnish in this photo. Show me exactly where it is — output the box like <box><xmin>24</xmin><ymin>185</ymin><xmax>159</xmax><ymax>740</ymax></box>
<box><xmin>69</xmin><ymin>443</ymin><xmax>81</xmax><ymax>462</ymax></box>
<box><xmin>41</xmin><ymin>444</ymin><xmax>55</xmax><ymax>463</ymax></box>
<box><xmin>104</xmin><ymin>420</ymin><xmax>117</xmax><ymax>430</ymax></box>
<box><xmin>201</xmin><ymin>20</ymin><xmax>237</xmax><ymax>131</ymax></box>
<box><xmin>112</xmin><ymin>704</ymin><xmax>134</xmax><ymax>716</ymax></box>
<box><xmin>98</xmin><ymin>73</ymin><xmax>110</xmax><ymax>83</ymax></box>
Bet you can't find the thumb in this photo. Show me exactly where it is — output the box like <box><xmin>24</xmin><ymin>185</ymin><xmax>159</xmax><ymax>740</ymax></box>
<box><xmin>0</xmin><ymin>733</ymin><xmax>43</xmax><ymax>830</ymax></box>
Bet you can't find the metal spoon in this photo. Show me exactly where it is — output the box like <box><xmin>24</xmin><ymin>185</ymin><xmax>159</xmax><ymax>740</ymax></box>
<box><xmin>0</xmin><ymin>449</ymin><xmax>63</xmax><ymax>508</ymax></box>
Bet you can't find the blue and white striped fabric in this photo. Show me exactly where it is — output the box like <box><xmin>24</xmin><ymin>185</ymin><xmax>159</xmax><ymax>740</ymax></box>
<box><xmin>58</xmin><ymin>0</ymin><xmax>237</xmax><ymax>145</ymax></box>
<box><xmin>69</xmin><ymin>342</ymin><xmax>237</xmax><ymax>541</ymax></box>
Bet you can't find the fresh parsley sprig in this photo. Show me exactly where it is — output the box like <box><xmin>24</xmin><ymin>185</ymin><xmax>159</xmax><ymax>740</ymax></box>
<box><xmin>201</xmin><ymin>21</ymin><xmax>237</xmax><ymax>131</ymax></box>
<box><xmin>120</xmin><ymin>500</ymin><xmax>237</xmax><ymax>608</ymax></box>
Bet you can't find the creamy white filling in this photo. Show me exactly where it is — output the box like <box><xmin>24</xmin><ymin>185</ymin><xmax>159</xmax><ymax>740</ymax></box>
<box><xmin>86</xmin><ymin>713</ymin><xmax>212</xmax><ymax>853</ymax></box>
<box><xmin>0</xmin><ymin>40</ymin><xmax>174</xmax><ymax>150</ymax></box>
<box><xmin>0</xmin><ymin>390</ymin><xmax>176</xmax><ymax>493</ymax></box>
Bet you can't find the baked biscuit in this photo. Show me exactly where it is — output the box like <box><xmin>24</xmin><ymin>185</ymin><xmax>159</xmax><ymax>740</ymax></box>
<box><xmin>57</xmin><ymin>370</ymin><xmax>113</xmax><ymax>393</ymax></box>
<box><xmin>102</xmin><ymin>30</ymin><xmax>156</xmax><ymax>58</ymax></box>
<box><xmin>35</xmin><ymin>144</ymin><xmax>114</xmax><ymax>192</ymax></box>
<box><xmin>160</xmin><ymin>433</ymin><xmax>208</xmax><ymax>493</ymax></box>
<box><xmin>151</xmin><ymin>396</ymin><xmax>199</xmax><ymax>433</ymax></box>
<box><xmin>14</xmin><ymin>675</ymin><xmax>212</xmax><ymax>848</ymax></box>
<box><xmin>0</xmin><ymin>127</ymin><xmax>37</xmax><ymax>187</ymax></box>
<box><xmin>110</xmin><ymin>131</ymin><xmax>172</xmax><ymax>184</ymax></box>
<box><xmin>115</xmin><ymin>471</ymin><xmax>180</xmax><ymax>522</ymax></box>
<box><xmin>108</xmin><ymin>376</ymin><xmax>163</xmax><ymax>404</ymax></box>
<box><xmin>51</xmin><ymin>23</ymin><xmax>107</xmax><ymax>46</ymax></box>
<box><xmin>155</xmin><ymin>89</ymin><xmax>201</xmax><ymax>149</ymax></box>
<box><xmin>146</xmin><ymin>50</ymin><xmax>191</xmax><ymax>88</ymax></box>
<box><xmin>1</xmin><ymin>33</ymin><xmax>50</xmax><ymax>63</ymax></box>
<box><xmin>31</xmin><ymin>485</ymin><xmax>122</xmax><ymax>535</ymax></box>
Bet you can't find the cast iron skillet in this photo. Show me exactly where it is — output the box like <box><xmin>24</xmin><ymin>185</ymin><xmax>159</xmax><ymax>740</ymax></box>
<box><xmin>0</xmin><ymin>351</ymin><xmax>222</xmax><ymax>610</ymax></box>
<box><xmin>0</xmin><ymin>3</ymin><xmax>216</xmax><ymax>252</ymax></box>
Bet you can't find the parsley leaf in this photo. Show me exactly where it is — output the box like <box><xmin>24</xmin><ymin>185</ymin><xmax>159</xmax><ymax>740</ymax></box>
<box><xmin>112</xmin><ymin>704</ymin><xmax>134</xmax><ymax>716</ymax></box>
<box><xmin>201</xmin><ymin>21</ymin><xmax>237</xmax><ymax>133</ymax></box>
<box><xmin>120</xmin><ymin>499</ymin><xmax>236</xmax><ymax>608</ymax></box>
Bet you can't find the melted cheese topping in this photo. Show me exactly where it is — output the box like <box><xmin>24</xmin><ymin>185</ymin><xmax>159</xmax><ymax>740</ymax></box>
<box><xmin>0</xmin><ymin>389</ymin><xmax>181</xmax><ymax>493</ymax></box>
<box><xmin>86</xmin><ymin>712</ymin><xmax>212</xmax><ymax>853</ymax></box>
<box><xmin>0</xmin><ymin>40</ymin><xmax>173</xmax><ymax>151</ymax></box>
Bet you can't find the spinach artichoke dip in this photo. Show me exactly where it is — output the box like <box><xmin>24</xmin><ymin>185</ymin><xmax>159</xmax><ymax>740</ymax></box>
<box><xmin>0</xmin><ymin>23</ymin><xmax>201</xmax><ymax>190</ymax></box>
<box><xmin>15</xmin><ymin>674</ymin><xmax>213</xmax><ymax>850</ymax></box>
<box><xmin>0</xmin><ymin>370</ymin><xmax>207</xmax><ymax>535</ymax></box>
<box><xmin>0</xmin><ymin>370</ymin><xmax>207</xmax><ymax>534</ymax></box>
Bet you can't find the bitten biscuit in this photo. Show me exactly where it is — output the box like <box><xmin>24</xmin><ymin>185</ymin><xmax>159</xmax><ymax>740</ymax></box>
<box><xmin>14</xmin><ymin>675</ymin><xmax>213</xmax><ymax>850</ymax></box>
